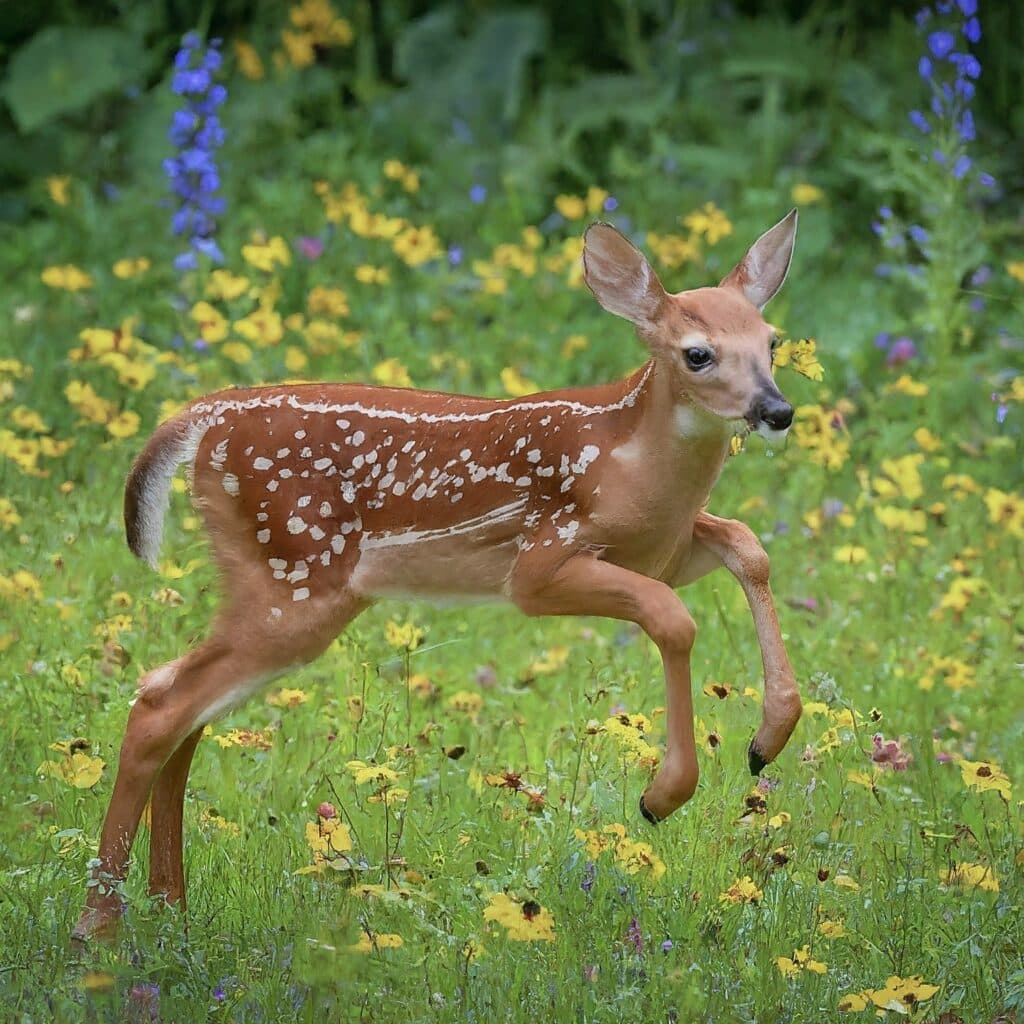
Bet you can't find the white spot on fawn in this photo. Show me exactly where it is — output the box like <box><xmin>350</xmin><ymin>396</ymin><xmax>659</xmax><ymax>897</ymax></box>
<box><xmin>293</xmin><ymin>587</ymin><xmax>310</xmax><ymax>602</ymax></box>
<box><xmin>253</xmin><ymin>457</ymin><xmax>273</xmax><ymax>471</ymax></box>
<box><xmin>222</xmin><ymin>473</ymin><xmax>239</xmax><ymax>496</ymax></box>
<box><xmin>287</xmin><ymin>516</ymin><xmax>308</xmax><ymax>535</ymax></box>
<box><xmin>256</xmin><ymin>528</ymin><xmax>271</xmax><ymax>544</ymax></box>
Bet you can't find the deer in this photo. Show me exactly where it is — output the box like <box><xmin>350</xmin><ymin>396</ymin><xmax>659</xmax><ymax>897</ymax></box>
<box><xmin>73</xmin><ymin>211</ymin><xmax>803</xmax><ymax>941</ymax></box>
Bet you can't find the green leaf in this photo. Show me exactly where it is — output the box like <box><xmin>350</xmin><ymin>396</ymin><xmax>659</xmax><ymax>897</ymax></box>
<box><xmin>2</xmin><ymin>26</ymin><xmax>145</xmax><ymax>133</ymax></box>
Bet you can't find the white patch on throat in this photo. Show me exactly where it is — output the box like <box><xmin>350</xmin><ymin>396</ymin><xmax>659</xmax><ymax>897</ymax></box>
<box><xmin>754</xmin><ymin>422</ymin><xmax>790</xmax><ymax>446</ymax></box>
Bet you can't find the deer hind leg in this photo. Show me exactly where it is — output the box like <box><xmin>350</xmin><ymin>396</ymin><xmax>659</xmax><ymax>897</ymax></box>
<box><xmin>73</xmin><ymin>590</ymin><xmax>366</xmax><ymax>943</ymax></box>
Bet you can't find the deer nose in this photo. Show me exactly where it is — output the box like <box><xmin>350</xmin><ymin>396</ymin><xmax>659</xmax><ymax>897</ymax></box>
<box><xmin>756</xmin><ymin>394</ymin><xmax>793</xmax><ymax>431</ymax></box>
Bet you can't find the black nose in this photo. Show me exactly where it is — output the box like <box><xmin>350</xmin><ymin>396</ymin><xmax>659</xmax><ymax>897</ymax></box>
<box><xmin>757</xmin><ymin>394</ymin><xmax>793</xmax><ymax>431</ymax></box>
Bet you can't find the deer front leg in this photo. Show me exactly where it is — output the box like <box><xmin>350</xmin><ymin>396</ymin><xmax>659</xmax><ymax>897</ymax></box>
<box><xmin>511</xmin><ymin>548</ymin><xmax>699</xmax><ymax>824</ymax></box>
<box><xmin>679</xmin><ymin>512</ymin><xmax>802</xmax><ymax>774</ymax></box>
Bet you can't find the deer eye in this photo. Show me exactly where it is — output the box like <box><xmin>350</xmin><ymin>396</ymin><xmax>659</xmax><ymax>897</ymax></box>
<box><xmin>684</xmin><ymin>347</ymin><xmax>713</xmax><ymax>371</ymax></box>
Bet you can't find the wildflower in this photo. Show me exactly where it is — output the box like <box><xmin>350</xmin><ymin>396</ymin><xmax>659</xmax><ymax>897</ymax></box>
<box><xmin>206</xmin><ymin>269</ymin><xmax>251</xmax><ymax>300</ymax></box>
<box><xmin>818</xmin><ymin>919</ymin><xmax>847</xmax><ymax>939</ymax></box>
<box><xmin>296</xmin><ymin>235</ymin><xmax>324</xmax><ymax>260</ymax></box>
<box><xmin>718</xmin><ymin>876</ymin><xmax>763</xmax><ymax>905</ymax></box>
<box><xmin>935</xmin><ymin>576</ymin><xmax>984</xmax><ymax>615</ymax></box>
<box><xmin>840</xmin><ymin>976</ymin><xmax>939</xmax><ymax>1013</ymax></box>
<box><xmin>791</xmin><ymin>183</ymin><xmax>824</xmax><ymax>205</ymax></box>
<box><xmin>645</xmin><ymin>232</ymin><xmax>698</xmax><ymax>269</ymax></box>
<box><xmin>957</xmin><ymin>757</ymin><xmax>1011</xmax><ymax>799</ymax></box>
<box><xmin>682</xmin><ymin>202</ymin><xmax>732</xmax><ymax>244</ymax></box>
<box><xmin>346</xmin><ymin>759</ymin><xmax>401</xmax><ymax>786</ymax></box>
<box><xmin>393</xmin><ymin>225</ymin><xmax>442</xmax><ymax>267</ymax></box>
<box><xmin>561</xmin><ymin>334</ymin><xmax>588</xmax><ymax>358</ymax></box>
<box><xmin>234</xmin><ymin>40</ymin><xmax>264</xmax><ymax>79</ymax></box>
<box><xmin>306</xmin><ymin>284</ymin><xmax>348</xmax><ymax>317</ymax></box>
<box><xmin>164</xmin><ymin>32</ymin><xmax>227</xmax><ymax>270</ymax></box>
<box><xmin>242</xmin><ymin>236</ymin><xmax>291</xmax><ymax>273</ymax></box>
<box><xmin>791</xmin><ymin>404</ymin><xmax>850</xmax><ymax>470</ymax></box>
<box><xmin>886</xmin><ymin>336</ymin><xmax>918</xmax><ymax>366</ymax></box>
<box><xmin>266</xmin><ymin>687</ymin><xmax>308</xmax><ymax>708</ymax></box>
<box><xmin>483</xmin><ymin>892</ymin><xmax>555</xmax><ymax>942</ymax></box>
<box><xmin>355</xmin><ymin>264</ymin><xmax>390</xmax><ymax>285</ymax></box>
<box><xmin>526</xmin><ymin>646</ymin><xmax>569</xmax><ymax>676</ymax></box>
<box><xmin>349</xmin><ymin>932</ymin><xmax>402</xmax><ymax>954</ymax></box>
<box><xmin>983</xmin><ymin>488</ymin><xmax>1024</xmax><ymax>537</ymax></box>
<box><xmin>885</xmin><ymin>374</ymin><xmax>929</xmax><ymax>396</ymax></box>
<box><xmin>112</xmin><ymin>257</ymin><xmax>150</xmax><ymax>279</ymax></box>
<box><xmin>47</xmin><ymin>175</ymin><xmax>72</xmax><ymax>205</ymax></box>
<box><xmin>555</xmin><ymin>194</ymin><xmax>586</xmax><ymax>220</ymax></box>
<box><xmin>604</xmin><ymin>713</ymin><xmax>660</xmax><ymax>767</ymax></box>
<box><xmin>772</xmin><ymin>337</ymin><xmax>824</xmax><ymax>381</ymax></box>
<box><xmin>212</xmin><ymin>727</ymin><xmax>273</xmax><ymax>750</ymax></box>
<box><xmin>940</xmin><ymin>862</ymin><xmax>998</xmax><ymax>892</ymax></box>
<box><xmin>918</xmin><ymin>654</ymin><xmax>976</xmax><ymax>692</ymax></box>
<box><xmin>614</xmin><ymin>838</ymin><xmax>666</xmax><ymax>881</ymax></box>
<box><xmin>41</xmin><ymin>265</ymin><xmax>93</xmax><ymax>291</ymax></box>
<box><xmin>500</xmin><ymin>367</ymin><xmax>538</xmax><ymax>398</ymax></box>
<box><xmin>871</xmin><ymin>734</ymin><xmax>912</xmax><ymax>770</ymax></box>
<box><xmin>385</xmin><ymin>619</ymin><xmax>423</xmax><ymax>650</ymax></box>
<box><xmin>833</xmin><ymin>545</ymin><xmax>867</xmax><ymax>564</ymax></box>
<box><xmin>372</xmin><ymin>358</ymin><xmax>413</xmax><ymax>388</ymax></box>
<box><xmin>0</xmin><ymin>498</ymin><xmax>20</xmax><ymax>530</ymax></box>
<box><xmin>776</xmin><ymin>945</ymin><xmax>827</xmax><ymax>978</ymax></box>
<box><xmin>38</xmin><ymin>741</ymin><xmax>105</xmax><ymax>788</ymax></box>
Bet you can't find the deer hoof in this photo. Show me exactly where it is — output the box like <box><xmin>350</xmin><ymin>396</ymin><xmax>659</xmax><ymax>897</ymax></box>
<box><xmin>748</xmin><ymin>740</ymin><xmax>769</xmax><ymax>776</ymax></box>
<box><xmin>638</xmin><ymin>794</ymin><xmax>661</xmax><ymax>826</ymax></box>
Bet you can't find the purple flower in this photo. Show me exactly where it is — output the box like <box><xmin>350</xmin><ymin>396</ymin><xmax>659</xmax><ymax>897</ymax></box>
<box><xmin>469</xmin><ymin>184</ymin><xmax>487</xmax><ymax>204</ymax></box>
<box><xmin>932</xmin><ymin>149</ymin><xmax>947</xmax><ymax>164</ymax></box>
<box><xmin>915</xmin><ymin>7</ymin><xmax>932</xmax><ymax>28</ymax></box>
<box><xmin>996</xmin><ymin>404</ymin><xmax>1008</xmax><ymax>425</ymax></box>
<box><xmin>581</xmin><ymin>861</ymin><xmax>596</xmax><ymax>893</ymax></box>
<box><xmin>956</xmin><ymin>0</ymin><xmax>976</xmax><ymax>14</ymax></box>
<box><xmin>214</xmin><ymin>984</ymin><xmax>226</xmax><ymax>1001</ymax></box>
<box><xmin>928</xmin><ymin>30</ymin><xmax>956</xmax><ymax>58</ymax></box>
<box><xmin>874</xmin><ymin>331</ymin><xmax>892</xmax><ymax>349</ymax></box>
<box><xmin>909</xmin><ymin>110</ymin><xmax>930</xmax><ymax>133</ymax></box>
<box><xmin>626</xmin><ymin>916</ymin><xmax>644</xmax><ymax>955</ymax></box>
<box><xmin>918</xmin><ymin>56</ymin><xmax>932</xmax><ymax>78</ymax></box>
<box><xmin>661</xmin><ymin>939</ymin><xmax>674</xmax><ymax>953</ymax></box>
<box><xmin>908</xmin><ymin>224</ymin><xmax>929</xmax><ymax>244</ymax></box>
<box><xmin>879</xmin><ymin>205</ymin><xmax>894</xmax><ymax>219</ymax></box>
<box><xmin>952</xmin><ymin>154</ymin><xmax>971</xmax><ymax>178</ymax></box>
<box><xmin>447</xmin><ymin>244</ymin><xmax>463</xmax><ymax>267</ymax></box>
<box><xmin>978</xmin><ymin>171</ymin><xmax>996</xmax><ymax>188</ymax></box>
<box><xmin>886</xmin><ymin>337</ymin><xmax>918</xmax><ymax>366</ymax></box>
<box><xmin>962</xmin><ymin>17</ymin><xmax>980</xmax><ymax>43</ymax></box>
<box><xmin>969</xmin><ymin>265</ymin><xmax>991</xmax><ymax>286</ymax></box>
<box><xmin>957</xmin><ymin>109</ymin><xmax>975</xmax><ymax>141</ymax></box>
<box><xmin>603</xmin><ymin>196</ymin><xmax>619</xmax><ymax>212</ymax></box>
<box><xmin>961</xmin><ymin>54</ymin><xmax>981</xmax><ymax>78</ymax></box>
<box><xmin>296</xmin><ymin>235</ymin><xmax>324</xmax><ymax>260</ymax></box>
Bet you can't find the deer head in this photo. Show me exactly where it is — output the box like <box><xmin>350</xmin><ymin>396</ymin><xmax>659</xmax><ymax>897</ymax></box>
<box><xmin>582</xmin><ymin>210</ymin><xmax>799</xmax><ymax>442</ymax></box>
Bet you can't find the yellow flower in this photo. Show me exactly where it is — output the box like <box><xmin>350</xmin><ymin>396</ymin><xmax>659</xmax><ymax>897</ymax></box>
<box><xmin>284</xmin><ymin>346</ymin><xmax>308</xmax><ymax>373</ymax></box>
<box><xmin>281</xmin><ymin>29</ymin><xmax>316</xmax><ymax>68</ymax></box>
<box><xmin>585</xmin><ymin>186</ymin><xmax>609</xmax><ymax>214</ymax></box>
<box><xmin>1007</xmin><ymin>260</ymin><xmax>1024</xmax><ymax>284</ymax></box>
<box><xmin>682</xmin><ymin>202</ymin><xmax>732</xmax><ymax>245</ymax></box>
<box><xmin>41</xmin><ymin>265</ymin><xmax>93</xmax><ymax>291</ymax></box>
<box><xmin>527</xmin><ymin>646</ymin><xmax>569</xmax><ymax>676</ymax></box>
<box><xmin>873</xmin><ymin>453</ymin><xmax>925</xmax><ymax>501</ymax></box>
<box><xmin>346</xmin><ymin>759</ymin><xmax>402</xmax><ymax>786</ymax></box>
<box><xmin>107</xmin><ymin>411</ymin><xmax>140</xmax><ymax>439</ymax></box>
<box><xmin>385</xmin><ymin>619</ymin><xmax>423</xmax><ymax>650</ymax></box>
<box><xmin>874</xmin><ymin>506</ymin><xmax>927</xmax><ymax>533</ymax></box>
<box><xmin>447</xmin><ymin>690</ymin><xmax>483</xmax><ymax>717</ymax></box>
<box><xmin>773</xmin><ymin>338</ymin><xmax>824</xmax><ymax>381</ymax></box>
<box><xmin>718</xmin><ymin>875</ymin><xmax>763</xmax><ymax>905</ymax></box>
<box><xmin>307</xmin><ymin>285</ymin><xmax>349</xmax><ymax>317</ymax></box>
<box><xmin>393</xmin><ymin>225</ymin><xmax>442</xmax><ymax>267</ymax></box>
<box><xmin>112</xmin><ymin>257</ymin><xmax>150</xmax><ymax>279</ymax></box>
<box><xmin>818</xmin><ymin>919</ymin><xmax>847</xmax><ymax>938</ymax></box>
<box><xmin>604</xmin><ymin>713</ymin><xmax>660</xmax><ymax>767</ymax></box>
<box><xmin>190</xmin><ymin>301</ymin><xmax>229</xmax><ymax>342</ymax></box>
<box><xmin>555</xmin><ymin>194</ymin><xmax>586</xmax><ymax>220</ymax></box>
<box><xmin>885</xmin><ymin>374</ymin><xmax>929</xmax><ymax>397</ymax></box>
<box><xmin>936</xmin><ymin>576</ymin><xmax>984</xmax><ymax>615</ymax></box>
<box><xmin>957</xmin><ymin>757</ymin><xmax>1012</xmax><ymax>799</ymax></box>
<box><xmin>562</xmin><ymin>334</ymin><xmax>588</xmax><ymax>358</ymax></box>
<box><xmin>833</xmin><ymin>545</ymin><xmax>867</xmax><ymax>564</ymax></box>
<box><xmin>355</xmin><ymin>264</ymin><xmax>390</xmax><ymax>285</ymax></box>
<box><xmin>47</xmin><ymin>175</ymin><xmax>72</xmax><ymax>206</ymax></box>
<box><xmin>401</xmin><ymin>170</ymin><xmax>420</xmax><ymax>193</ymax></box>
<box><xmin>776</xmin><ymin>945</ymin><xmax>827</xmax><ymax>978</ymax></box>
<box><xmin>645</xmin><ymin>232</ymin><xmax>699</xmax><ymax>269</ymax></box>
<box><xmin>917</xmin><ymin>654</ymin><xmax>976</xmax><ymax>692</ymax></box>
<box><xmin>10</xmin><ymin>406</ymin><xmax>48</xmax><ymax>433</ymax></box>
<box><xmin>791</xmin><ymin>183</ymin><xmax>825</xmax><ymax>205</ymax></box>
<box><xmin>349</xmin><ymin>932</ymin><xmax>403</xmax><ymax>954</ymax></box>
<box><xmin>234</xmin><ymin>40</ymin><xmax>265</xmax><ymax>79</ymax></box>
<box><xmin>290</xmin><ymin>0</ymin><xmax>354</xmax><ymax>46</ymax></box>
<box><xmin>38</xmin><ymin>745</ymin><xmax>105</xmax><ymax>788</ymax></box>
<box><xmin>221</xmin><ymin>341</ymin><xmax>252</xmax><ymax>364</ymax></box>
<box><xmin>940</xmin><ymin>862</ymin><xmax>998</xmax><ymax>892</ymax></box>
<box><xmin>613</xmin><ymin>838</ymin><xmax>666</xmax><ymax>881</ymax></box>
<box><xmin>483</xmin><ymin>892</ymin><xmax>555</xmax><ymax>942</ymax></box>
<box><xmin>983</xmin><ymin>488</ymin><xmax>1024</xmax><ymax>537</ymax></box>
<box><xmin>304</xmin><ymin>816</ymin><xmax>352</xmax><ymax>855</ymax></box>
<box><xmin>792</xmin><ymin>404</ymin><xmax>849</xmax><ymax>471</ymax></box>
<box><xmin>372</xmin><ymin>358</ymin><xmax>413</xmax><ymax>388</ymax></box>
<box><xmin>0</xmin><ymin>570</ymin><xmax>43</xmax><ymax>601</ymax></box>
<box><xmin>266</xmin><ymin>688</ymin><xmax>308</xmax><ymax>708</ymax></box>
<box><xmin>500</xmin><ymin>367</ymin><xmax>538</xmax><ymax>398</ymax></box>
<box><xmin>234</xmin><ymin>306</ymin><xmax>284</xmax><ymax>347</ymax></box>
<box><xmin>846</xmin><ymin>976</ymin><xmax>939</xmax><ymax>1013</ymax></box>
<box><xmin>242</xmin><ymin>235</ymin><xmax>291</xmax><ymax>272</ymax></box>
<box><xmin>913</xmin><ymin>427</ymin><xmax>942</xmax><ymax>452</ymax></box>
<box><xmin>212</xmin><ymin>727</ymin><xmax>273</xmax><ymax>750</ymax></box>
<box><xmin>0</xmin><ymin>498</ymin><xmax>20</xmax><ymax>530</ymax></box>
<box><xmin>206</xmin><ymin>269</ymin><xmax>251</xmax><ymax>301</ymax></box>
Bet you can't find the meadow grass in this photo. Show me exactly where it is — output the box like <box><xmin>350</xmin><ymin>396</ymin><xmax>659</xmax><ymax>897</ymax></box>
<box><xmin>1</xmin><ymin>60</ymin><xmax>1022</xmax><ymax>1024</ymax></box>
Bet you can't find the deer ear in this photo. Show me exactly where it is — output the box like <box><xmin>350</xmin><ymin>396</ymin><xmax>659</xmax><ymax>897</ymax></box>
<box><xmin>720</xmin><ymin>209</ymin><xmax>798</xmax><ymax>310</ymax></box>
<box><xmin>583</xmin><ymin>223</ymin><xmax>667</xmax><ymax>332</ymax></box>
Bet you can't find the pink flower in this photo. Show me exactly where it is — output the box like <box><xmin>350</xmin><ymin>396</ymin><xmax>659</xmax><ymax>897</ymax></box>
<box><xmin>317</xmin><ymin>801</ymin><xmax>337</xmax><ymax>819</ymax></box>
<box><xmin>296</xmin><ymin>235</ymin><xmax>324</xmax><ymax>260</ymax></box>
<box><xmin>872</xmin><ymin>733</ymin><xmax>913</xmax><ymax>771</ymax></box>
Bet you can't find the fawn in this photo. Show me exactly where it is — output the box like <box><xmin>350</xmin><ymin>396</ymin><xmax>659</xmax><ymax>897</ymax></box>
<box><xmin>74</xmin><ymin>212</ymin><xmax>803</xmax><ymax>940</ymax></box>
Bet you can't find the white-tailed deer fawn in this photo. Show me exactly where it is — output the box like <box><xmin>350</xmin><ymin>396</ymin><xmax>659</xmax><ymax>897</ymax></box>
<box><xmin>74</xmin><ymin>211</ymin><xmax>803</xmax><ymax>940</ymax></box>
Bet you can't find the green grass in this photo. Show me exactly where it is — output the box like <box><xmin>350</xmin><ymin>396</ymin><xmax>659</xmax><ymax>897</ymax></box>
<box><xmin>1</xmin><ymin>91</ymin><xmax>1023</xmax><ymax>1024</ymax></box>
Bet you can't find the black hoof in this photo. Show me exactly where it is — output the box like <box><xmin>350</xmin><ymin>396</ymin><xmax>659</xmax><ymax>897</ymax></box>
<box><xmin>639</xmin><ymin>794</ymin><xmax>661</xmax><ymax>825</ymax></box>
<box><xmin>748</xmin><ymin>742</ymin><xmax>769</xmax><ymax>776</ymax></box>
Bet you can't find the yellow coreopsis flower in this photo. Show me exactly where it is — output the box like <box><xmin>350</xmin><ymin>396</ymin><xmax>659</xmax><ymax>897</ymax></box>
<box><xmin>345</xmin><ymin>759</ymin><xmax>402</xmax><ymax>786</ymax></box>
<box><xmin>483</xmin><ymin>892</ymin><xmax>555</xmax><ymax>942</ymax></box>
<box><xmin>393</xmin><ymin>225</ymin><xmax>442</xmax><ymax>267</ymax></box>
<box><xmin>355</xmin><ymin>264</ymin><xmax>390</xmax><ymax>285</ymax></box>
<box><xmin>957</xmin><ymin>757</ymin><xmax>1011</xmax><ymax>799</ymax></box>
<box><xmin>983</xmin><ymin>488</ymin><xmax>1024</xmax><ymax>537</ymax></box>
<box><xmin>348</xmin><ymin>932</ymin><xmax>403</xmax><ymax>954</ymax></box>
<box><xmin>555</xmin><ymin>194</ymin><xmax>586</xmax><ymax>220</ymax></box>
<box><xmin>191</xmin><ymin>301</ymin><xmax>229</xmax><ymax>343</ymax></box>
<box><xmin>833</xmin><ymin>544</ymin><xmax>867</xmax><ymax>564</ymax></box>
<box><xmin>112</xmin><ymin>257</ymin><xmax>150</xmax><ymax>279</ymax></box>
<box><xmin>41</xmin><ymin>265</ymin><xmax>93</xmax><ymax>291</ymax></box>
<box><xmin>1007</xmin><ymin>260</ymin><xmax>1024</xmax><ymax>284</ymax></box>
<box><xmin>773</xmin><ymin>338</ymin><xmax>824</xmax><ymax>381</ymax></box>
<box><xmin>47</xmin><ymin>175</ymin><xmax>72</xmax><ymax>206</ymax></box>
<box><xmin>372</xmin><ymin>358</ymin><xmax>413</xmax><ymax>388</ymax></box>
<box><xmin>242</xmin><ymin>235</ymin><xmax>291</xmax><ymax>272</ymax></box>
<box><xmin>500</xmin><ymin>367</ymin><xmax>538</xmax><ymax>398</ymax></box>
<box><xmin>234</xmin><ymin>306</ymin><xmax>284</xmax><ymax>347</ymax></box>
<box><xmin>885</xmin><ymin>374</ymin><xmax>929</xmax><ymax>397</ymax></box>
<box><xmin>206</xmin><ymin>269</ymin><xmax>251</xmax><ymax>301</ymax></box>
<box><xmin>719</xmin><ymin>875</ymin><xmax>763</xmax><ymax>905</ymax></box>
<box><xmin>307</xmin><ymin>285</ymin><xmax>349</xmax><ymax>317</ymax></box>
<box><xmin>791</xmin><ymin>183</ymin><xmax>825</xmax><ymax>205</ymax></box>
<box><xmin>682</xmin><ymin>202</ymin><xmax>732</xmax><ymax>244</ymax></box>
<box><xmin>234</xmin><ymin>40</ymin><xmax>265</xmax><ymax>79</ymax></box>
<box><xmin>776</xmin><ymin>945</ymin><xmax>827</xmax><ymax>978</ymax></box>
<box><xmin>38</xmin><ymin>743</ymin><xmax>105</xmax><ymax>788</ymax></box>
<box><xmin>0</xmin><ymin>498</ymin><xmax>20</xmax><ymax>530</ymax></box>
<box><xmin>266</xmin><ymin>688</ymin><xmax>308</xmax><ymax>708</ymax></box>
<box><xmin>940</xmin><ymin>862</ymin><xmax>998</xmax><ymax>892</ymax></box>
<box><xmin>107</xmin><ymin>411</ymin><xmax>141</xmax><ymax>439</ymax></box>
<box><xmin>385</xmin><ymin>619</ymin><xmax>423</xmax><ymax>649</ymax></box>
